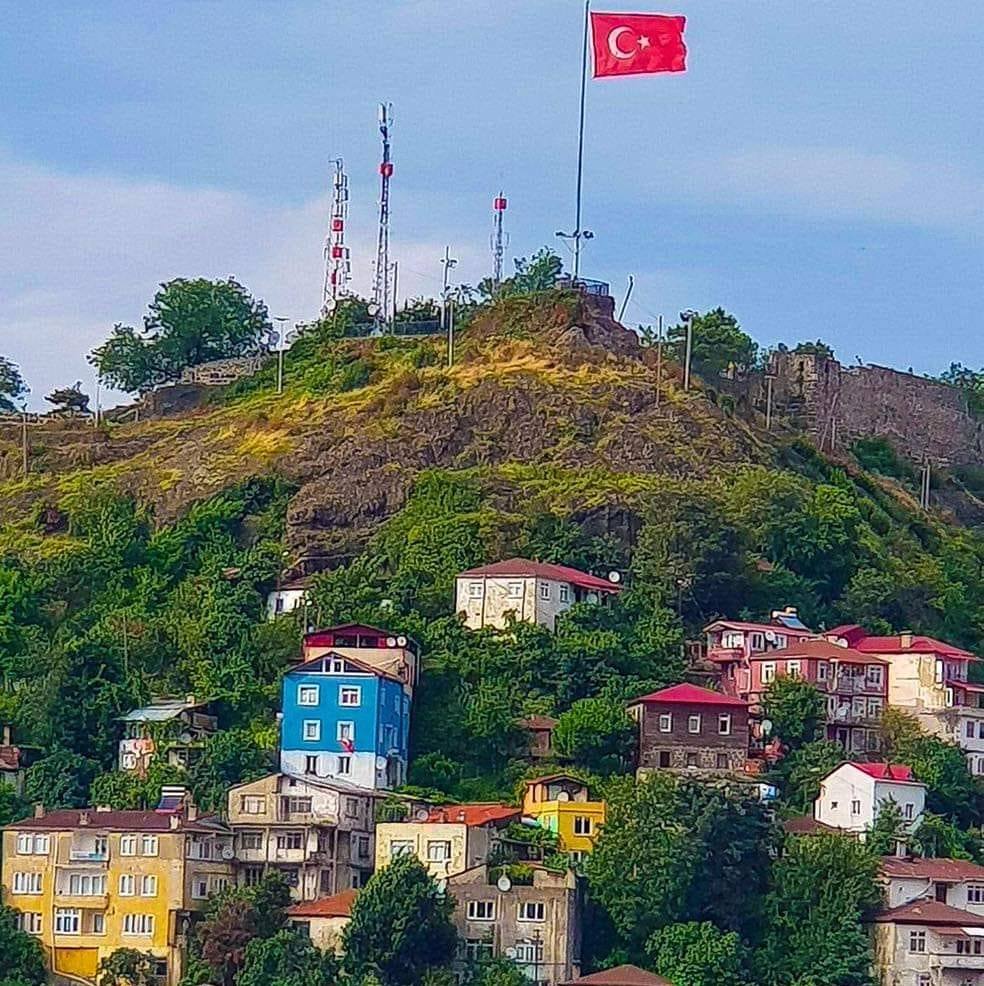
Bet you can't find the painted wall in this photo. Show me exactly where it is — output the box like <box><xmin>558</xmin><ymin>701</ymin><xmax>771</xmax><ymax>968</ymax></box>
<box><xmin>374</xmin><ymin>822</ymin><xmax>490</xmax><ymax>878</ymax></box>
<box><xmin>815</xmin><ymin>767</ymin><xmax>926</xmax><ymax>833</ymax></box>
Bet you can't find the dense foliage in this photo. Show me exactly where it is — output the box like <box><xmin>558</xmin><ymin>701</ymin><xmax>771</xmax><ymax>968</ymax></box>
<box><xmin>0</xmin><ymin>356</ymin><xmax>28</xmax><ymax>413</ymax></box>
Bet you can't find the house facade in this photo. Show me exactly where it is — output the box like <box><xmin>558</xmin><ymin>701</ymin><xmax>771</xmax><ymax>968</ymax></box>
<box><xmin>227</xmin><ymin>773</ymin><xmax>376</xmax><ymax>899</ymax></box>
<box><xmin>280</xmin><ymin>652</ymin><xmax>411</xmax><ymax>790</ymax></box>
<box><xmin>814</xmin><ymin>762</ymin><xmax>927</xmax><ymax>835</ymax></box>
<box><xmin>300</xmin><ymin>623</ymin><xmax>420</xmax><ymax>694</ymax></box>
<box><xmin>267</xmin><ymin>577</ymin><xmax>311</xmax><ymax>621</ymax></box>
<box><xmin>287</xmin><ymin>888</ymin><xmax>358</xmax><ymax>952</ymax></box>
<box><xmin>0</xmin><ymin>725</ymin><xmax>40</xmax><ymax>795</ymax></box>
<box><xmin>118</xmin><ymin>697</ymin><xmax>218</xmax><ymax>775</ymax></box>
<box><xmin>522</xmin><ymin>775</ymin><xmax>605</xmax><ymax>857</ymax></box>
<box><xmin>449</xmin><ymin>864</ymin><xmax>582</xmax><ymax>986</ymax></box>
<box><xmin>627</xmin><ymin>683</ymin><xmax>749</xmax><ymax>773</ymax></box>
<box><xmin>744</xmin><ymin>639</ymin><xmax>888</xmax><ymax>754</ymax></box>
<box><xmin>455</xmin><ymin>559</ymin><xmax>620</xmax><ymax>632</ymax></box>
<box><xmin>518</xmin><ymin>716</ymin><xmax>558</xmax><ymax>759</ymax></box>
<box><xmin>828</xmin><ymin>627</ymin><xmax>984</xmax><ymax>775</ymax></box>
<box><xmin>375</xmin><ymin>804</ymin><xmax>520</xmax><ymax>879</ymax></box>
<box><xmin>880</xmin><ymin>856</ymin><xmax>984</xmax><ymax>915</ymax></box>
<box><xmin>1</xmin><ymin>804</ymin><xmax>233</xmax><ymax>986</ymax></box>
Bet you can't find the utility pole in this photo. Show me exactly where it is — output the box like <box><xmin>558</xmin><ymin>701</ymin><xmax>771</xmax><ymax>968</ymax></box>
<box><xmin>390</xmin><ymin>261</ymin><xmax>399</xmax><ymax>328</ymax></box>
<box><xmin>765</xmin><ymin>374</ymin><xmax>775</xmax><ymax>431</ymax></box>
<box><xmin>441</xmin><ymin>246</ymin><xmax>458</xmax><ymax>365</ymax></box>
<box><xmin>447</xmin><ymin>299</ymin><xmax>456</xmax><ymax>369</ymax></box>
<box><xmin>681</xmin><ymin>310</ymin><xmax>698</xmax><ymax>392</ymax></box>
<box><xmin>274</xmin><ymin>316</ymin><xmax>289</xmax><ymax>395</ymax></box>
<box><xmin>655</xmin><ymin>315</ymin><xmax>664</xmax><ymax>409</ymax></box>
<box><xmin>21</xmin><ymin>409</ymin><xmax>28</xmax><ymax>477</ymax></box>
<box><xmin>920</xmin><ymin>460</ymin><xmax>932</xmax><ymax>510</ymax></box>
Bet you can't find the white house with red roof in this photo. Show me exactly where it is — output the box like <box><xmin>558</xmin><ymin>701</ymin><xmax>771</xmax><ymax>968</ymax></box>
<box><xmin>455</xmin><ymin>558</ymin><xmax>620</xmax><ymax>631</ymax></box>
<box><xmin>827</xmin><ymin>626</ymin><xmax>984</xmax><ymax>774</ymax></box>
<box><xmin>626</xmin><ymin>683</ymin><xmax>750</xmax><ymax>773</ymax></box>
<box><xmin>881</xmin><ymin>856</ymin><xmax>984</xmax><ymax>916</ymax></box>
<box><xmin>815</xmin><ymin>762</ymin><xmax>926</xmax><ymax>835</ymax></box>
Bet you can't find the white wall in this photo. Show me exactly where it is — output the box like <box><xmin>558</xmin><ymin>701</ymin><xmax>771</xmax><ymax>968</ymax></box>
<box><xmin>815</xmin><ymin>766</ymin><xmax>925</xmax><ymax>833</ymax></box>
<box><xmin>267</xmin><ymin>588</ymin><xmax>307</xmax><ymax>620</ymax></box>
<box><xmin>281</xmin><ymin>751</ymin><xmax>383</xmax><ymax>791</ymax></box>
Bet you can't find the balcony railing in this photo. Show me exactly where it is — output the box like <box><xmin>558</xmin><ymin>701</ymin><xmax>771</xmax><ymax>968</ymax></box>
<box><xmin>68</xmin><ymin>850</ymin><xmax>108</xmax><ymax>863</ymax></box>
<box><xmin>828</xmin><ymin>676</ymin><xmax>883</xmax><ymax>695</ymax></box>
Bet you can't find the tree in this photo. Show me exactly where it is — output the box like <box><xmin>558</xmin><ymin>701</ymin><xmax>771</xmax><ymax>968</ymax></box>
<box><xmin>866</xmin><ymin>798</ymin><xmax>908</xmax><ymax>856</ymax></box>
<box><xmin>0</xmin><ymin>903</ymin><xmax>45</xmax><ymax>986</ymax></box>
<box><xmin>189</xmin><ymin>728</ymin><xmax>275</xmax><ymax>813</ymax></box>
<box><xmin>90</xmin><ymin>278</ymin><xmax>272</xmax><ymax>392</ymax></box>
<box><xmin>483</xmin><ymin>248</ymin><xmax>564</xmax><ymax>299</ymax></box>
<box><xmin>646</xmin><ymin>921</ymin><xmax>749</xmax><ymax>986</ymax></box>
<box><xmin>468</xmin><ymin>958</ymin><xmax>530</xmax><ymax>986</ymax></box>
<box><xmin>0</xmin><ymin>781</ymin><xmax>31</xmax><ymax>827</ymax></box>
<box><xmin>342</xmin><ymin>853</ymin><xmax>457</xmax><ymax>986</ymax></box>
<box><xmin>238</xmin><ymin>930</ymin><xmax>340</xmax><ymax>986</ymax></box>
<box><xmin>97</xmin><ymin>948</ymin><xmax>159</xmax><ymax>986</ymax></box>
<box><xmin>0</xmin><ymin>356</ymin><xmax>28</xmax><ymax>413</ymax></box>
<box><xmin>755</xmin><ymin>833</ymin><xmax>881</xmax><ymax>986</ymax></box>
<box><xmin>25</xmin><ymin>751</ymin><xmax>101</xmax><ymax>809</ymax></box>
<box><xmin>668</xmin><ymin>308</ymin><xmax>758</xmax><ymax>379</ymax></box>
<box><xmin>552</xmin><ymin>697</ymin><xmax>636</xmax><ymax>774</ymax></box>
<box><xmin>45</xmin><ymin>382</ymin><xmax>89</xmax><ymax>415</ymax></box>
<box><xmin>762</xmin><ymin>677</ymin><xmax>826</xmax><ymax>752</ymax></box>
<box><xmin>776</xmin><ymin>740</ymin><xmax>846</xmax><ymax>814</ymax></box>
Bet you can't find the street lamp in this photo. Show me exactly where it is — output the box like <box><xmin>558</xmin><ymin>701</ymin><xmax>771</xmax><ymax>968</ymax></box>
<box><xmin>273</xmin><ymin>316</ymin><xmax>290</xmax><ymax>394</ymax></box>
<box><xmin>555</xmin><ymin>229</ymin><xmax>594</xmax><ymax>279</ymax></box>
<box><xmin>680</xmin><ymin>310</ymin><xmax>699</xmax><ymax>392</ymax></box>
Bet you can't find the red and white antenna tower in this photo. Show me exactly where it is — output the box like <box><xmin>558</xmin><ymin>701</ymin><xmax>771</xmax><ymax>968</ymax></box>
<box><xmin>322</xmin><ymin>158</ymin><xmax>351</xmax><ymax>316</ymax></box>
<box><xmin>371</xmin><ymin>103</ymin><xmax>394</xmax><ymax>331</ymax></box>
<box><xmin>491</xmin><ymin>192</ymin><xmax>509</xmax><ymax>289</ymax></box>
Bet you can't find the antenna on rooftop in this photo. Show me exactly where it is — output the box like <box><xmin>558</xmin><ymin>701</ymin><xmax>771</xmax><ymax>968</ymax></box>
<box><xmin>371</xmin><ymin>103</ymin><xmax>394</xmax><ymax>333</ymax></box>
<box><xmin>322</xmin><ymin>159</ymin><xmax>351</xmax><ymax>316</ymax></box>
<box><xmin>490</xmin><ymin>192</ymin><xmax>509</xmax><ymax>289</ymax></box>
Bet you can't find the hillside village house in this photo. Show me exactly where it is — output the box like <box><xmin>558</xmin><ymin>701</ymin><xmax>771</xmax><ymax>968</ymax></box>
<box><xmin>518</xmin><ymin>715</ymin><xmax>558</xmax><ymax>759</ymax></box>
<box><xmin>267</xmin><ymin>576</ymin><xmax>312</xmax><ymax>621</ymax></box>
<box><xmin>827</xmin><ymin>626</ymin><xmax>984</xmax><ymax>775</ymax></box>
<box><xmin>522</xmin><ymin>775</ymin><xmax>605</xmax><ymax>857</ymax></box>
<box><xmin>298</xmin><ymin>623</ymin><xmax>421</xmax><ymax>694</ymax></box>
<box><xmin>455</xmin><ymin>559</ymin><xmax>620</xmax><ymax>632</ymax></box>
<box><xmin>279</xmin><ymin>652</ymin><xmax>411</xmax><ymax>790</ymax></box>
<box><xmin>227</xmin><ymin>773</ymin><xmax>376</xmax><ymax>898</ymax></box>
<box><xmin>627</xmin><ymin>683</ymin><xmax>749</xmax><ymax>773</ymax></box>
<box><xmin>449</xmin><ymin>863</ymin><xmax>582</xmax><ymax>986</ymax></box>
<box><xmin>744</xmin><ymin>639</ymin><xmax>889</xmax><ymax>754</ymax></box>
<box><xmin>287</xmin><ymin>888</ymin><xmax>358</xmax><ymax>952</ymax></box>
<box><xmin>561</xmin><ymin>967</ymin><xmax>673</xmax><ymax>986</ymax></box>
<box><xmin>375</xmin><ymin>803</ymin><xmax>520</xmax><ymax>879</ymax></box>
<box><xmin>814</xmin><ymin>762</ymin><xmax>927</xmax><ymax>835</ymax></box>
<box><xmin>117</xmin><ymin>696</ymin><xmax>218</xmax><ymax>775</ymax></box>
<box><xmin>0</xmin><ymin>725</ymin><xmax>41</xmax><ymax>795</ymax></box>
<box><xmin>1</xmin><ymin>800</ymin><xmax>233</xmax><ymax>986</ymax></box>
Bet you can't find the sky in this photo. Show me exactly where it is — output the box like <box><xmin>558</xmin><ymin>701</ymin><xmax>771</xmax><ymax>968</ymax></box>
<box><xmin>2</xmin><ymin>1</ymin><xmax>983</xmax><ymax>408</ymax></box>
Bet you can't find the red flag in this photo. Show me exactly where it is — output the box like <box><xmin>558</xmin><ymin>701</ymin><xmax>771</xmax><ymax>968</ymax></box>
<box><xmin>591</xmin><ymin>12</ymin><xmax>687</xmax><ymax>78</ymax></box>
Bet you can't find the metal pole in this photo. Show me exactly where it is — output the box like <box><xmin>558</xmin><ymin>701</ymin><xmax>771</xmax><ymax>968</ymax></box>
<box><xmin>573</xmin><ymin>0</ymin><xmax>590</xmax><ymax>278</ymax></box>
<box><xmin>392</xmin><ymin>261</ymin><xmax>399</xmax><ymax>327</ymax></box>
<box><xmin>617</xmin><ymin>275</ymin><xmax>634</xmax><ymax>322</ymax></box>
<box><xmin>275</xmin><ymin>316</ymin><xmax>289</xmax><ymax>394</ymax></box>
<box><xmin>447</xmin><ymin>300</ymin><xmax>455</xmax><ymax>369</ymax></box>
<box><xmin>766</xmin><ymin>376</ymin><xmax>774</xmax><ymax>431</ymax></box>
<box><xmin>21</xmin><ymin>411</ymin><xmax>28</xmax><ymax>477</ymax></box>
<box><xmin>655</xmin><ymin>315</ymin><xmax>663</xmax><ymax>409</ymax></box>
<box><xmin>683</xmin><ymin>315</ymin><xmax>694</xmax><ymax>392</ymax></box>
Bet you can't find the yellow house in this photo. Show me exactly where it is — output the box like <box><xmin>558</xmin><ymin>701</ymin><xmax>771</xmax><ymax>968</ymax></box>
<box><xmin>1</xmin><ymin>803</ymin><xmax>234</xmax><ymax>986</ymax></box>
<box><xmin>522</xmin><ymin>774</ymin><xmax>605</xmax><ymax>856</ymax></box>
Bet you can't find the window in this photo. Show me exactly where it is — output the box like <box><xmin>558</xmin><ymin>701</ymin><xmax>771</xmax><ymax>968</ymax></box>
<box><xmin>345</xmin><ymin>797</ymin><xmax>359</xmax><ymax>818</ymax></box>
<box><xmin>867</xmin><ymin>698</ymin><xmax>883</xmax><ymax>718</ymax></box>
<box><xmin>518</xmin><ymin>901</ymin><xmax>545</xmax><ymax>922</ymax></box>
<box><xmin>292</xmin><ymin>920</ymin><xmax>312</xmax><ymax>938</ymax></box>
<box><xmin>241</xmin><ymin>796</ymin><xmax>265</xmax><ymax>815</ymax></box>
<box><xmin>120</xmin><ymin>834</ymin><xmax>138</xmax><ymax>856</ymax></box>
<box><xmin>917</xmin><ymin>975</ymin><xmax>931</xmax><ymax>986</ymax></box>
<box><xmin>210</xmin><ymin>876</ymin><xmax>230</xmax><ymax>895</ymax></box>
<box><xmin>243</xmin><ymin>866</ymin><xmax>263</xmax><ymax>887</ymax></box>
<box><xmin>240</xmin><ymin>831</ymin><xmax>263</xmax><ymax>851</ymax></box>
<box><xmin>16</xmin><ymin>834</ymin><xmax>31</xmax><ymax>854</ymax></box>
<box><xmin>935</xmin><ymin>659</ymin><xmax>944</xmax><ymax>684</ymax></box>
<box><xmin>277</xmin><ymin>831</ymin><xmax>304</xmax><ymax>851</ymax></box>
<box><xmin>465</xmin><ymin>939</ymin><xmax>495</xmax><ymax>963</ymax></box>
<box><xmin>141</xmin><ymin>836</ymin><xmax>158</xmax><ymax>857</ymax></box>
<box><xmin>751</xmin><ymin>632</ymin><xmax>764</xmax><ymax>651</ymax></box>
<box><xmin>123</xmin><ymin>913</ymin><xmax>154</xmax><ymax>937</ymax></box>
<box><xmin>358</xmin><ymin>836</ymin><xmax>371</xmax><ymax>858</ymax></box>
<box><xmin>330</xmin><ymin>658</ymin><xmax>345</xmax><ymax>673</ymax></box>
<box><xmin>685</xmin><ymin>751</ymin><xmax>699</xmax><ymax>767</ymax></box>
<box><xmin>979</xmin><ymin>721</ymin><xmax>984</xmax><ymax>739</ymax></box>
<box><xmin>817</xmin><ymin>661</ymin><xmax>829</xmax><ymax>681</ymax></box>
<box><xmin>467</xmin><ymin>900</ymin><xmax>495</xmax><ymax>921</ymax></box>
<box><xmin>514</xmin><ymin>941</ymin><xmax>544</xmax><ymax>963</ymax></box>
<box><xmin>718</xmin><ymin>714</ymin><xmax>732</xmax><ymax>736</ymax></box>
<box><xmin>12</xmin><ymin>872</ymin><xmax>42</xmax><ymax>894</ymax></box>
<box><xmin>688</xmin><ymin>714</ymin><xmax>701</xmax><ymax>734</ymax></box>
<box><xmin>559</xmin><ymin>584</ymin><xmax>571</xmax><ymax>603</ymax></box>
<box><xmin>761</xmin><ymin>662</ymin><xmax>776</xmax><ymax>684</ymax></box>
<box><xmin>573</xmin><ymin>816</ymin><xmax>593</xmax><ymax>836</ymax></box>
<box><xmin>539</xmin><ymin>582</ymin><xmax>551</xmax><ymax>600</ymax></box>
<box><xmin>467</xmin><ymin>581</ymin><xmax>485</xmax><ymax>599</ymax></box>
<box><xmin>956</xmin><ymin>939</ymin><xmax>984</xmax><ymax>955</ymax></box>
<box><xmin>866</xmin><ymin>665</ymin><xmax>884</xmax><ymax>687</ymax></box>
<box><xmin>298</xmin><ymin>685</ymin><xmax>320</xmax><ymax>706</ymax></box>
<box><xmin>192</xmin><ymin>877</ymin><xmax>209</xmax><ymax>900</ymax></box>
<box><xmin>119</xmin><ymin>874</ymin><xmax>136</xmax><ymax>896</ymax></box>
<box><xmin>908</xmin><ymin>930</ymin><xmax>926</xmax><ymax>952</ymax></box>
<box><xmin>968</xmin><ymin>884</ymin><xmax>984</xmax><ymax>903</ymax></box>
<box><xmin>658</xmin><ymin>751</ymin><xmax>671</xmax><ymax>768</ymax></box>
<box><xmin>55</xmin><ymin>908</ymin><xmax>80</xmax><ymax>934</ymax></box>
<box><xmin>305</xmin><ymin>755</ymin><xmax>318</xmax><ymax>775</ymax></box>
<box><xmin>390</xmin><ymin>840</ymin><xmax>414</xmax><ymax>857</ymax></box>
<box><xmin>141</xmin><ymin>875</ymin><xmax>157</xmax><ymax>897</ymax></box>
<box><xmin>91</xmin><ymin>912</ymin><xmax>106</xmax><ymax>935</ymax></box>
<box><xmin>337</xmin><ymin>756</ymin><xmax>352</xmax><ymax>776</ymax></box>
<box><xmin>340</xmin><ymin>686</ymin><xmax>362</xmax><ymax>707</ymax></box>
<box><xmin>286</xmin><ymin>797</ymin><xmax>312</xmax><ymax>815</ymax></box>
<box><xmin>658</xmin><ymin>713</ymin><xmax>672</xmax><ymax>733</ymax></box>
<box><xmin>303</xmin><ymin>720</ymin><xmax>322</xmax><ymax>742</ymax></box>
<box><xmin>716</xmin><ymin>752</ymin><xmax>729</xmax><ymax>769</ymax></box>
<box><xmin>507</xmin><ymin>582</ymin><xmax>523</xmax><ymax>599</ymax></box>
<box><xmin>16</xmin><ymin>912</ymin><xmax>42</xmax><ymax>935</ymax></box>
<box><xmin>904</xmin><ymin>803</ymin><xmax>915</xmax><ymax>820</ymax></box>
<box><xmin>851</xmin><ymin>800</ymin><xmax>861</xmax><ymax>815</ymax></box>
<box><xmin>945</xmin><ymin>687</ymin><xmax>954</xmax><ymax>707</ymax></box>
<box><xmin>337</xmin><ymin>721</ymin><xmax>354</xmax><ymax>742</ymax></box>
<box><xmin>32</xmin><ymin>835</ymin><xmax>49</xmax><ymax>855</ymax></box>
<box><xmin>68</xmin><ymin>873</ymin><xmax>106</xmax><ymax>896</ymax></box>
<box><xmin>786</xmin><ymin>660</ymin><xmax>801</xmax><ymax>678</ymax></box>
<box><xmin>426</xmin><ymin>840</ymin><xmax>451</xmax><ymax>862</ymax></box>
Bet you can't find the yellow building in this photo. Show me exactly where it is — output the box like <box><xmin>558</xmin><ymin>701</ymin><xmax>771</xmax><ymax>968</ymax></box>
<box><xmin>1</xmin><ymin>803</ymin><xmax>234</xmax><ymax>986</ymax></box>
<box><xmin>522</xmin><ymin>775</ymin><xmax>605</xmax><ymax>856</ymax></box>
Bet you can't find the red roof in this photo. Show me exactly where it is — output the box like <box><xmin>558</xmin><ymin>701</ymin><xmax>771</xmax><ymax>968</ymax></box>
<box><xmin>833</xmin><ymin>629</ymin><xmax>978</xmax><ymax>661</ymax></box>
<box><xmin>304</xmin><ymin>624</ymin><xmax>409</xmax><ymax>645</ymax></box>
<box><xmin>849</xmin><ymin>762</ymin><xmax>915</xmax><ymax>782</ymax></box>
<box><xmin>517</xmin><ymin>715</ymin><xmax>558</xmax><ymax>731</ymax></box>
<box><xmin>881</xmin><ymin>857</ymin><xmax>984</xmax><ymax>882</ymax></box>
<box><xmin>562</xmin><ymin>966</ymin><xmax>673</xmax><ymax>986</ymax></box>
<box><xmin>288</xmin><ymin>888</ymin><xmax>359</xmax><ymax>919</ymax></box>
<box><xmin>747</xmin><ymin>639</ymin><xmax>889</xmax><ymax>665</ymax></box>
<box><xmin>874</xmin><ymin>899</ymin><xmax>984</xmax><ymax>926</ymax></box>
<box><xmin>458</xmin><ymin>558</ymin><xmax>620</xmax><ymax>594</ymax></box>
<box><xmin>5</xmin><ymin>809</ymin><xmax>227</xmax><ymax>833</ymax></box>
<box><xmin>424</xmin><ymin>804</ymin><xmax>520</xmax><ymax>827</ymax></box>
<box><xmin>630</xmin><ymin>683</ymin><xmax>748</xmax><ymax>708</ymax></box>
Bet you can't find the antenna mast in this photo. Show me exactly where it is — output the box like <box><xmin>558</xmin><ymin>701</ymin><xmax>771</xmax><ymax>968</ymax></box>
<box><xmin>491</xmin><ymin>192</ymin><xmax>508</xmax><ymax>289</ymax></box>
<box><xmin>322</xmin><ymin>158</ymin><xmax>351</xmax><ymax>316</ymax></box>
<box><xmin>372</xmin><ymin>103</ymin><xmax>394</xmax><ymax>332</ymax></box>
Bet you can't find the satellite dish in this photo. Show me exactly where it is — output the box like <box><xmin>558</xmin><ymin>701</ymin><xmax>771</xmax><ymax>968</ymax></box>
<box><xmin>375</xmin><ymin>756</ymin><xmax>388</xmax><ymax>770</ymax></box>
<box><xmin>586</xmin><ymin>592</ymin><xmax>599</xmax><ymax>604</ymax></box>
<box><xmin>367</xmin><ymin>302</ymin><xmax>381</xmax><ymax>316</ymax></box>
<box><xmin>496</xmin><ymin>874</ymin><xmax>512</xmax><ymax>892</ymax></box>
<box><xmin>607</xmin><ymin>570</ymin><xmax>622</xmax><ymax>584</ymax></box>
<box><xmin>386</xmin><ymin>637</ymin><xmax>397</xmax><ymax>647</ymax></box>
<box><xmin>396</xmin><ymin>635</ymin><xmax>408</xmax><ymax>647</ymax></box>
<box><xmin>765</xmin><ymin>630</ymin><xmax>776</xmax><ymax>642</ymax></box>
<box><xmin>505</xmin><ymin>947</ymin><xmax>517</xmax><ymax>960</ymax></box>
<box><xmin>324</xmin><ymin>298</ymin><xmax>338</xmax><ymax>313</ymax></box>
<box><xmin>556</xmin><ymin>791</ymin><xmax>571</xmax><ymax>803</ymax></box>
<box><xmin>760</xmin><ymin>718</ymin><xmax>773</xmax><ymax>737</ymax></box>
<box><xmin>415</xmin><ymin>807</ymin><xmax>430</xmax><ymax>822</ymax></box>
<box><xmin>178</xmin><ymin>732</ymin><xmax>193</xmax><ymax>744</ymax></box>
<box><xmin>221</xmin><ymin>846</ymin><xmax>235</xmax><ymax>861</ymax></box>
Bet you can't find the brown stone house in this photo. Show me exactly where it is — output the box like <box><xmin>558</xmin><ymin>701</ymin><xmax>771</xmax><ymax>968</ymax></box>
<box><xmin>517</xmin><ymin>716</ymin><xmax>558</xmax><ymax>759</ymax></box>
<box><xmin>627</xmin><ymin>683</ymin><xmax>750</xmax><ymax>773</ymax></box>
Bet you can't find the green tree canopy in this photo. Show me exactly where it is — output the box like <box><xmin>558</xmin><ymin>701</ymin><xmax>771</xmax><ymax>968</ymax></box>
<box><xmin>97</xmin><ymin>948</ymin><xmax>160</xmax><ymax>986</ymax></box>
<box><xmin>0</xmin><ymin>903</ymin><xmax>46</xmax><ymax>986</ymax></box>
<box><xmin>24</xmin><ymin>751</ymin><xmax>101</xmax><ymax>809</ymax></box>
<box><xmin>0</xmin><ymin>356</ymin><xmax>28</xmax><ymax>413</ymax></box>
<box><xmin>552</xmin><ymin>697</ymin><xmax>636</xmax><ymax>774</ymax></box>
<box><xmin>668</xmin><ymin>308</ymin><xmax>759</xmax><ymax>379</ymax></box>
<box><xmin>646</xmin><ymin>921</ymin><xmax>749</xmax><ymax>986</ymax></box>
<box><xmin>238</xmin><ymin>929</ymin><xmax>340</xmax><ymax>986</ymax></box>
<box><xmin>775</xmin><ymin>740</ymin><xmax>847</xmax><ymax>815</ymax></box>
<box><xmin>762</xmin><ymin>677</ymin><xmax>827</xmax><ymax>752</ymax></box>
<box><xmin>90</xmin><ymin>277</ymin><xmax>272</xmax><ymax>392</ymax></box>
<box><xmin>342</xmin><ymin>853</ymin><xmax>457</xmax><ymax>986</ymax></box>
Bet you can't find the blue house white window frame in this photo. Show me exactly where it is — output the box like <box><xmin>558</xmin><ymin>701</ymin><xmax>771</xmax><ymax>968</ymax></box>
<box><xmin>303</xmin><ymin>720</ymin><xmax>321</xmax><ymax>742</ymax></box>
<box><xmin>337</xmin><ymin>721</ymin><xmax>354</xmax><ymax>743</ymax></box>
<box><xmin>339</xmin><ymin>685</ymin><xmax>362</xmax><ymax>707</ymax></box>
<box><xmin>298</xmin><ymin>685</ymin><xmax>320</xmax><ymax>706</ymax></box>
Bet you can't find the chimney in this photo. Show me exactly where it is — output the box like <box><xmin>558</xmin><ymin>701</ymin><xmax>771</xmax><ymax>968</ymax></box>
<box><xmin>1</xmin><ymin>725</ymin><xmax>10</xmax><ymax>747</ymax></box>
<box><xmin>78</xmin><ymin>812</ymin><xmax>90</xmax><ymax>827</ymax></box>
<box><xmin>185</xmin><ymin>694</ymin><xmax>196</xmax><ymax>706</ymax></box>
<box><xmin>186</xmin><ymin>804</ymin><xmax>199</xmax><ymax>822</ymax></box>
<box><xmin>900</xmin><ymin>631</ymin><xmax>914</xmax><ymax>649</ymax></box>
<box><xmin>34</xmin><ymin>803</ymin><xmax>45</xmax><ymax>819</ymax></box>
<box><xmin>95</xmin><ymin>805</ymin><xmax>112</xmax><ymax>813</ymax></box>
<box><xmin>169</xmin><ymin>815</ymin><xmax>180</xmax><ymax>830</ymax></box>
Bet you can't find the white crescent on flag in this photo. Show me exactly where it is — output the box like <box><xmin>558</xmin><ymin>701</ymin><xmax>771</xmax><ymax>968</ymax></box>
<box><xmin>607</xmin><ymin>26</ymin><xmax>635</xmax><ymax>60</ymax></box>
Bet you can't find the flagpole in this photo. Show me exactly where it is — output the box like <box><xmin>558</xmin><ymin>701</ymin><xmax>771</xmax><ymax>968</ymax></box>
<box><xmin>573</xmin><ymin>0</ymin><xmax>590</xmax><ymax>278</ymax></box>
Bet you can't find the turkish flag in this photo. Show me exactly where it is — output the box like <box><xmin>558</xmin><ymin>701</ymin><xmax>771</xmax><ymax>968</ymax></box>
<box><xmin>591</xmin><ymin>12</ymin><xmax>687</xmax><ymax>78</ymax></box>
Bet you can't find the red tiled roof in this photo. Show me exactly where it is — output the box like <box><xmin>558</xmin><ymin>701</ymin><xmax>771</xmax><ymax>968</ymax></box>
<box><xmin>5</xmin><ymin>809</ymin><xmax>227</xmax><ymax>833</ymax></box>
<box><xmin>849</xmin><ymin>762</ymin><xmax>915</xmax><ymax>782</ymax></box>
<box><xmin>562</xmin><ymin>966</ymin><xmax>673</xmax><ymax>986</ymax></box>
<box><xmin>747</xmin><ymin>639</ymin><xmax>889</xmax><ymax>665</ymax></box>
<box><xmin>881</xmin><ymin>857</ymin><xmax>984</xmax><ymax>882</ymax></box>
<box><xmin>517</xmin><ymin>715</ymin><xmax>558</xmax><ymax>731</ymax></box>
<box><xmin>305</xmin><ymin>623</ymin><xmax>401</xmax><ymax>642</ymax></box>
<box><xmin>874</xmin><ymin>899</ymin><xmax>984</xmax><ymax>926</ymax></box>
<box><xmin>424</xmin><ymin>804</ymin><xmax>520</xmax><ymax>827</ymax></box>
<box><xmin>458</xmin><ymin>558</ymin><xmax>620</xmax><ymax>593</ymax></box>
<box><xmin>845</xmin><ymin>631</ymin><xmax>977</xmax><ymax>661</ymax></box>
<box><xmin>630</xmin><ymin>683</ymin><xmax>748</xmax><ymax>708</ymax></box>
<box><xmin>288</xmin><ymin>888</ymin><xmax>359</xmax><ymax>919</ymax></box>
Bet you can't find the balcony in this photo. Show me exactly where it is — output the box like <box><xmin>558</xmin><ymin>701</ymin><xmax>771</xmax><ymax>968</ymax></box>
<box><xmin>931</xmin><ymin>952</ymin><xmax>984</xmax><ymax>970</ymax></box>
<box><xmin>68</xmin><ymin>849</ymin><xmax>108</xmax><ymax>863</ymax></box>
<box><xmin>54</xmin><ymin>892</ymin><xmax>109</xmax><ymax>908</ymax></box>
<box><xmin>707</xmin><ymin>647</ymin><xmax>744</xmax><ymax>663</ymax></box>
<box><xmin>829</xmin><ymin>676</ymin><xmax>883</xmax><ymax>696</ymax></box>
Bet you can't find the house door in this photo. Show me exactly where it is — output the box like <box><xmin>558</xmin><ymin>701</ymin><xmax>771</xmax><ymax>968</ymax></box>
<box><xmin>935</xmin><ymin>882</ymin><xmax>948</xmax><ymax>903</ymax></box>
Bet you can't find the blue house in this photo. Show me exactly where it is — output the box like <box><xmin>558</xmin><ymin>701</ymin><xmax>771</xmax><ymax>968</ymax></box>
<box><xmin>280</xmin><ymin>652</ymin><xmax>410</xmax><ymax>790</ymax></box>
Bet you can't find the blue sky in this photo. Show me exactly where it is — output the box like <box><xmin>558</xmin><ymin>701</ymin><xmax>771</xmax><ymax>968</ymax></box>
<box><xmin>2</xmin><ymin>1</ymin><xmax>982</xmax><ymax>407</ymax></box>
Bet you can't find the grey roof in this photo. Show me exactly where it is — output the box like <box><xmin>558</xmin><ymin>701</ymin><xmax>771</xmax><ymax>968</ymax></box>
<box><xmin>119</xmin><ymin>699</ymin><xmax>203</xmax><ymax>723</ymax></box>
